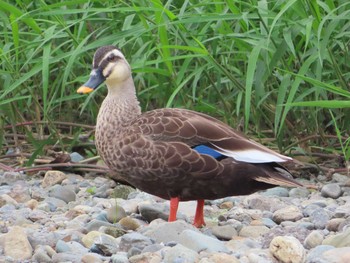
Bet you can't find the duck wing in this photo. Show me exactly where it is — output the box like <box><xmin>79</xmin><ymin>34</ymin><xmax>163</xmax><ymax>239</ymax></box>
<box><xmin>130</xmin><ymin>108</ymin><xmax>292</xmax><ymax>164</ymax></box>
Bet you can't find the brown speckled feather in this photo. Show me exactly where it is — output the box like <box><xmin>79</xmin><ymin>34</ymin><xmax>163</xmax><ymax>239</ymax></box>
<box><xmin>80</xmin><ymin>46</ymin><xmax>302</xmax><ymax>203</ymax></box>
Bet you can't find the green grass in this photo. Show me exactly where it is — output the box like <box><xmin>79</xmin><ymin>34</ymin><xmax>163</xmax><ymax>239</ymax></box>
<box><xmin>0</xmin><ymin>0</ymin><xmax>349</xmax><ymax>162</ymax></box>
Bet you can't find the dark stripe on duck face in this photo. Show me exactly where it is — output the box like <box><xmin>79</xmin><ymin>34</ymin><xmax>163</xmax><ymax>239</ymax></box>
<box><xmin>93</xmin><ymin>45</ymin><xmax>117</xmax><ymax>68</ymax></box>
<box><xmin>193</xmin><ymin>145</ymin><xmax>225</xmax><ymax>160</ymax></box>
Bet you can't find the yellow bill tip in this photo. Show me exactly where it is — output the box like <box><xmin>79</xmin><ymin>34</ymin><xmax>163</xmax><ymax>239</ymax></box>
<box><xmin>77</xmin><ymin>86</ymin><xmax>94</xmax><ymax>94</ymax></box>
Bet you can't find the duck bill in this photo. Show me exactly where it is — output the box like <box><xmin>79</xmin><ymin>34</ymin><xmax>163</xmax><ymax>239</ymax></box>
<box><xmin>77</xmin><ymin>68</ymin><xmax>105</xmax><ymax>94</ymax></box>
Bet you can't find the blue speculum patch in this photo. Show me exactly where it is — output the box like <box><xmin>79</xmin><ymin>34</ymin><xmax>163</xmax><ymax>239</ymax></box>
<box><xmin>193</xmin><ymin>145</ymin><xmax>224</xmax><ymax>159</ymax></box>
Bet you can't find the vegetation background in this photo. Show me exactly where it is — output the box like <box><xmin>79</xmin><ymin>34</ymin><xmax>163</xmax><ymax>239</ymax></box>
<box><xmin>0</xmin><ymin>0</ymin><xmax>349</xmax><ymax>170</ymax></box>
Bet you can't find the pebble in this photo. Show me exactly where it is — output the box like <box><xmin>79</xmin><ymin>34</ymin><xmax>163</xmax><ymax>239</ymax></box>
<box><xmin>326</xmin><ymin>218</ymin><xmax>346</xmax><ymax>231</ymax></box>
<box><xmin>272</xmin><ymin>205</ymin><xmax>303</xmax><ymax>224</ymax></box>
<box><xmin>179</xmin><ymin>229</ymin><xmax>229</xmax><ymax>253</ymax></box>
<box><xmin>309</xmin><ymin>207</ymin><xmax>330</xmax><ymax>229</ymax></box>
<box><xmin>321</xmin><ymin>183</ymin><xmax>343</xmax><ymax>199</ymax></box>
<box><xmin>8</xmin><ymin>182</ymin><xmax>31</xmax><ymax>203</ymax></box>
<box><xmin>32</xmin><ymin>245</ymin><xmax>57</xmax><ymax>263</ymax></box>
<box><xmin>320</xmin><ymin>247</ymin><xmax>350</xmax><ymax>263</ymax></box>
<box><xmin>304</xmin><ymin>230</ymin><xmax>324</xmax><ymax>249</ymax></box>
<box><xmin>70</xmin><ymin>152</ymin><xmax>85</xmax><ymax>163</ymax></box>
<box><xmin>202</xmin><ymin>253</ymin><xmax>239</xmax><ymax>263</ymax></box>
<box><xmin>211</xmin><ymin>225</ymin><xmax>238</xmax><ymax>240</ymax></box>
<box><xmin>289</xmin><ymin>187</ymin><xmax>310</xmax><ymax>198</ymax></box>
<box><xmin>106</xmin><ymin>204</ymin><xmax>127</xmax><ymax>223</ymax></box>
<box><xmin>305</xmin><ymin>245</ymin><xmax>335</xmax><ymax>263</ymax></box>
<box><xmin>49</xmin><ymin>185</ymin><xmax>76</xmax><ymax>203</ymax></box>
<box><xmin>119</xmin><ymin>232</ymin><xmax>154</xmax><ymax>252</ymax></box>
<box><xmin>82</xmin><ymin>231</ymin><xmax>106</xmax><ymax>248</ymax></box>
<box><xmin>269</xmin><ymin>236</ymin><xmax>305</xmax><ymax>263</ymax></box>
<box><xmin>0</xmin><ymin>194</ymin><xmax>18</xmax><ymax>207</ymax></box>
<box><xmin>4</xmin><ymin>226</ymin><xmax>33</xmax><ymax>260</ymax></box>
<box><xmin>262</xmin><ymin>187</ymin><xmax>289</xmax><ymax>197</ymax></box>
<box><xmin>323</xmin><ymin>227</ymin><xmax>350</xmax><ymax>247</ymax></box>
<box><xmin>239</xmin><ymin>225</ymin><xmax>270</xmax><ymax>238</ymax></box>
<box><xmin>119</xmin><ymin>216</ymin><xmax>140</xmax><ymax>230</ymax></box>
<box><xmin>110</xmin><ymin>252</ymin><xmax>129</xmax><ymax>263</ymax></box>
<box><xmin>94</xmin><ymin>233</ymin><xmax>119</xmax><ymax>256</ymax></box>
<box><xmin>142</xmin><ymin>220</ymin><xmax>196</xmax><ymax>243</ymax></box>
<box><xmin>138</xmin><ymin>203</ymin><xmax>169</xmax><ymax>222</ymax></box>
<box><xmin>42</xmin><ymin>170</ymin><xmax>67</xmax><ymax>188</ymax></box>
<box><xmin>163</xmin><ymin>244</ymin><xmax>199</xmax><ymax>263</ymax></box>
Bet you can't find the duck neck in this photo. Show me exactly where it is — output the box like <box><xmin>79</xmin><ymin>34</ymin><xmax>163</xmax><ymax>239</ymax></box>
<box><xmin>96</xmin><ymin>77</ymin><xmax>141</xmax><ymax>135</ymax></box>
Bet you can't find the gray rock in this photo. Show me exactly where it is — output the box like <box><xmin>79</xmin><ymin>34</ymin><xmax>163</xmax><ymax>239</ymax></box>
<box><xmin>304</xmin><ymin>230</ymin><xmax>324</xmax><ymax>249</ymax></box>
<box><xmin>226</xmin><ymin>238</ymin><xmax>261</xmax><ymax>258</ymax></box>
<box><xmin>321</xmin><ymin>183</ymin><xmax>343</xmax><ymax>199</ymax></box>
<box><xmin>48</xmin><ymin>185</ymin><xmax>76</xmax><ymax>203</ymax></box>
<box><xmin>273</xmin><ymin>206</ymin><xmax>303</xmax><ymax>224</ymax></box>
<box><xmin>320</xmin><ymin>247</ymin><xmax>350</xmax><ymax>263</ymax></box>
<box><xmin>270</xmin><ymin>236</ymin><xmax>305</xmax><ymax>263</ymax></box>
<box><xmin>32</xmin><ymin>245</ymin><xmax>56</xmax><ymax>263</ymax></box>
<box><xmin>110</xmin><ymin>252</ymin><xmax>129</xmax><ymax>263</ymax></box>
<box><xmin>85</xmin><ymin>219</ymin><xmax>114</xmax><ymax>232</ymax></box>
<box><xmin>142</xmin><ymin>244</ymin><xmax>164</xmax><ymax>253</ymax></box>
<box><xmin>309</xmin><ymin>208</ymin><xmax>330</xmax><ymax>229</ymax></box>
<box><xmin>262</xmin><ymin>187</ymin><xmax>289</xmax><ymax>197</ymax></box>
<box><xmin>127</xmin><ymin>246</ymin><xmax>142</xmax><ymax>257</ymax></box>
<box><xmin>261</xmin><ymin>217</ymin><xmax>277</xmax><ymax>228</ymax></box>
<box><xmin>0</xmin><ymin>171</ymin><xmax>27</xmax><ymax>185</ymax></box>
<box><xmin>303</xmin><ymin>204</ymin><xmax>324</xmax><ymax>217</ymax></box>
<box><xmin>142</xmin><ymin>220</ymin><xmax>196</xmax><ymax>243</ymax></box>
<box><xmin>138</xmin><ymin>203</ymin><xmax>169</xmax><ymax>222</ymax></box>
<box><xmin>179</xmin><ymin>229</ymin><xmax>229</xmax><ymax>253</ymax></box>
<box><xmin>289</xmin><ymin>187</ymin><xmax>310</xmax><ymax>198</ymax></box>
<box><xmin>95</xmin><ymin>211</ymin><xmax>109</xmax><ymax>221</ymax></box>
<box><xmin>306</xmin><ymin>245</ymin><xmax>335</xmax><ymax>263</ymax></box>
<box><xmin>27</xmin><ymin>230</ymin><xmax>64</xmax><ymax>249</ymax></box>
<box><xmin>323</xmin><ymin>227</ymin><xmax>350</xmax><ymax>247</ymax></box>
<box><xmin>245</xmin><ymin>248</ymin><xmax>273</xmax><ymax>263</ymax></box>
<box><xmin>163</xmin><ymin>244</ymin><xmax>199</xmax><ymax>263</ymax></box>
<box><xmin>261</xmin><ymin>226</ymin><xmax>310</xmax><ymax>248</ymax></box>
<box><xmin>211</xmin><ymin>225</ymin><xmax>238</xmax><ymax>240</ymax></box>
<box><xmin>52</xmin><ymin>252</ymin><xmax>82</xmax><ymax>263</ymax></box>
<box><xmin>245</xmin><ymin>195</ymin><xmax>277</xmax><ymax>212</ymax></box>
<box><xmin>333</xmin><ymin>204</ymin><xmax>350</xmax><ymax>218</ymax></box>
<box><xmin>70</xmin><ymin>152</ymin><xmax>84</xmax><ymax>162</ymax></box>
<box><xmin>57</xmin><ymin>240</ymin><xmax>89</xmax><ymax>254</ymax></box>
<box><xmin>239</xmin><ymin>225</ymin><xmax>270</xmax><ymax>238</ymax></box>
<box><xmin>332</xmin><ymin>173</ymin><xmax>349</xmax><ymax>184</ymax></box>
<box><xmin>94</xmin><ymin>233</ymin><xmax>119</xmax><ymax>256</ymax></box>
<box><xmin>55</xmin><ymin>240</ymin><xmax>70</xmax><ymax>253</ymax></box>
<box><xmin>218</xmin><ymin>218</ymin><xmax>243</xmax><ymax>231</ymax></box>
<box><xmin>119</xmin><ymin>232</ymin><xmax>154</xmax><ymax>252</ymax></box>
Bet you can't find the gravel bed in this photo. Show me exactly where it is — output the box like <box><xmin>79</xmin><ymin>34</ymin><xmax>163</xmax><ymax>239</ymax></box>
<box><xmin>1</xmin><ymin>169</ymin><xmax>350</xmax><ymax>263</ymax></box>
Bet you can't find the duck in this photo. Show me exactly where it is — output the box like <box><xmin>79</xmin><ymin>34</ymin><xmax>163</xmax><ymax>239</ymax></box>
<box><xmin>77</xmin><ymin>45</ymin><xmax>302</xmax><ymax>227</ymax></box>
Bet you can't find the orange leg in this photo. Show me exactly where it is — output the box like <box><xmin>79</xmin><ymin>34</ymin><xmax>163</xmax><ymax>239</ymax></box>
<box><xmin>193</xmin><ymin>199</ymin><xmax>206</xmax><ymax>227</ymax></box>
<box><xmin>169</xmin><ymin>197</ymin><xmax>180</xmax><ymax>222</ymax></box>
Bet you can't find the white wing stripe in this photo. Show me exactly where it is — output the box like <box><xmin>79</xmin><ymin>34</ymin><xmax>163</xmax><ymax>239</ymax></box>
<box><xmin>211</xmin><ymin>144</ymin><xmax>292</xmax><ymax>163</ymax></box>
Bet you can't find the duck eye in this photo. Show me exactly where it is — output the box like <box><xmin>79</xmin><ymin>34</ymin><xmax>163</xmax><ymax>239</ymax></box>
<box><xmin>107</xmin><ymin>54</ymin><xmax>118</xmax><ymax>62</ymax></box>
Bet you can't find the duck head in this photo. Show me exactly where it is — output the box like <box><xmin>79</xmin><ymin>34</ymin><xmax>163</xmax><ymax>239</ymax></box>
<box><xmin>77</xmin><ymin>46</ymin><xmax>131</xmax><ymax>94</ymax></box>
